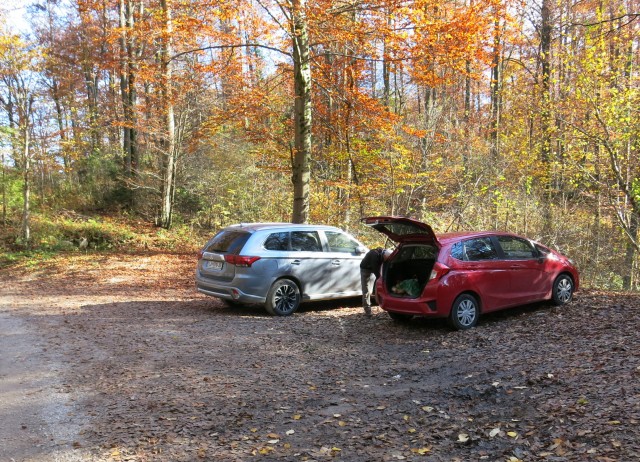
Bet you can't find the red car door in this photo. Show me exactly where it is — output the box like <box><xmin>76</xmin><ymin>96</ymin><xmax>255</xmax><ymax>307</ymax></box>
<box><xmin>450</xmin><ymin>237</ymin><xmax>514</xmax><ymax>311</ymax></box>
<box><xmin>495</xmin><ymin>235</ymin><xmax>547</xmax><ymax>304</ymax></box>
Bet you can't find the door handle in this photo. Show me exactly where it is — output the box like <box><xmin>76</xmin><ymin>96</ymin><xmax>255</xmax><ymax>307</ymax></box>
<box><xmin>292</xmin><ymin>259</ymin><xmax>301</xmax><ymax>265</ymax></box>
<box><xmin>331</xmin><ymin>259</ymin><xmax>341</xmax><ymax>266</ymax></box>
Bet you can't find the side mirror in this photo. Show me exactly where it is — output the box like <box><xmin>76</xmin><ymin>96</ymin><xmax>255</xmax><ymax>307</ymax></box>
<box><xmin>356</xmin><ymin>246</ymin><xmax>368</xmax><ymax>255</ymax></box>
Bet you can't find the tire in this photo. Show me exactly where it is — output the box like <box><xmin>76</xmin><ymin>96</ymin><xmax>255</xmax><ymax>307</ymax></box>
<box><xmin>449</xmin><ymin>294</ymin><xmax>479</xmax><ymax>330</ymax></box>
<box><xmin>552</xmin><ymin>274</ymin><xmax>574</xmax><ymax>305</ymax></box>
<box><xmin>388</xmin><ymin>312</ymin><xmax>413</xmax><ymax>322</ymax></box>
<box><xmin>265</xmin><ymin>279</ymin><xmax>301</xmax><ymax>316</ymax></box>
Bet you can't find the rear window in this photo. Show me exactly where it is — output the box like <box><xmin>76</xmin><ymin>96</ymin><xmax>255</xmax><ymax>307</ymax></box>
<box><xmin>204</xmin><ymin>229</ymin><xmax>251</xmax><ymax>254</ymax></box>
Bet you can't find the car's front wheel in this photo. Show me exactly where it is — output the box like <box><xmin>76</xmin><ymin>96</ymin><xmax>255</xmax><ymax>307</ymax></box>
<box><xmin>552</xmin><ymin>274</ymin><xmax>574</xmax><ymax>305</ymax></box>
<box><xmin>265</xmin><ymin>279</ymin><xmax>301</xmax><ymax>316</ymax></box>
<box><xmin>449</xmin><ymin>294</ymin><xmax>479</xmax><ymax>330</ymax></box>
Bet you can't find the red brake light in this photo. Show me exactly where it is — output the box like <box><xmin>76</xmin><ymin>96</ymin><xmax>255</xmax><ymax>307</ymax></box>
<box><xmin>224</xmin><ymin>255</ymin><xmax>261</xmax><ymax>267</ymax></box>
<box><xmin>428</xmin><ymin>262</ymin><xmax>450</xmax><ymax>281</ymax></box>
<box><xmin>197</xmin><ymin>250</ymin><xmax>204</xmax><ymax>260</ymax></box>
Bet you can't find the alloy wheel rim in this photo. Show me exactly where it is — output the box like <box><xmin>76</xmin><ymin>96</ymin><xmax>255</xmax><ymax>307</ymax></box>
<box><xmin>557</xmin><ymin>278</ymin><xmax>572</xmax><ymax>303</ymax></box>
<box><xmin>457</xmin><ymin>299</ymin><xmax>476</xmax><ymax>326</ymax></box>
<box><xmin>275</xmin><ymin>284</ymin><xmax>297</xmax><ymax>313</ymax></box>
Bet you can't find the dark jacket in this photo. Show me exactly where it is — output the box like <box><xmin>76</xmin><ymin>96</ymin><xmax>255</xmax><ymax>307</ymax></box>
<box><xmin>360</xmin><ymin>248</ymin><xmax>385</xmax><ymax>278</ymax></box>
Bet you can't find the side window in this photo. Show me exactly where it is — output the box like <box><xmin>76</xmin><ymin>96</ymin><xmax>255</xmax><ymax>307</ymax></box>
<box><xmin>454</xmin><ymin>238</ymin><xmax>498</xmax><ymax>261</ymax></box>
<box><xmin>451</xmin><ymin>242</ymin><xmax>464</xmax><ymax>260</ymax></box>
<box><xmin>497</xmin><ymin>236</ymin><xmax>537</xmax><ymax>259</ymax></box>
<box><xmin>325</xmin><ymin>231</ymin><xmax>359</xmax><ymax>253</ymax></box>
<box><xmin>291</xmin><ymin>231</ymin><xmax>322</xmax><ymax>252</ymax></box>
<box><xmin>264</xmin><ymin>232</ymin><xmax>289</xmax><ymax>251</ymax></box>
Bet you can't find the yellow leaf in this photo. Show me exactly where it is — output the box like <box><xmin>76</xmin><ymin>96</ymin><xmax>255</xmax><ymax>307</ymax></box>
<box><xmin>338</xmin><ymin>421</ymin><xmax>347</xmax><ymax>427</ymax></box>
<box><xmin>293</xmin><ymin>414</ymin><xmax>302</xmax><ymax>420</ymax></box>
<box><xmin>408</xmin><ymin>428</ymin><xmax>416</xmax><ymax>433</ymax></box>
<box><xmin>411</xmin><ymin>446</ymin><xmax>431</xmax><ymax>455</ymax></box>
<box><xmin>507</xmin><ymin>431</ymin><xmax>518</xmax><ymax>438</ymax></box>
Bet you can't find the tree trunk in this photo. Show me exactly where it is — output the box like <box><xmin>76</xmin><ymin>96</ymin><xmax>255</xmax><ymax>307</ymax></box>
<box><xmin>539</xmin><ymin>0</ymin><xmax>553</xmax><ymax>232</ymax></box>
<box><xmin>119</xmin><ymin>0</ymin><xmax>140</xmax><ymax>206</ymax></box>
<box><xmin>21</xmin><ymin>120</ymin><xmax>31</xmax><ymax>245</ymax></box>
<box><xmin>290</xmin><ymin>0</ymin><xmax>312</xmax><ymax>224</ymax></box>
<box><xmin>159</xmin><ymin>0</ymin><xmax>176</xmax><ymax>229</ymax></box>
<box><xmin>623</xmin><ymin>213</ymin><xmax>638</xmax><ymax>290</ymax></box>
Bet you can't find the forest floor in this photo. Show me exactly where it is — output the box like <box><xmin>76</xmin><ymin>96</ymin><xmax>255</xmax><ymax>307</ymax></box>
<box><xmin>0</xmin><ymin>252</ymin><xmax>639</xmax><ymax>462</ymax></box>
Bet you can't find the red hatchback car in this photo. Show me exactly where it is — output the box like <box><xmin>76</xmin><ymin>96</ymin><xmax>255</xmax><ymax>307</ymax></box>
<box><xmin>362</xmin><ymin>216</ymin><xmax>579</xmax><ymax>330</ymax></box>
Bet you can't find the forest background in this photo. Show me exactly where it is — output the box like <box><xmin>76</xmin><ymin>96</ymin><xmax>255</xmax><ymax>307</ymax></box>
<box><xmin>0</xmin><ymin>0</ymin><xmax>638</xmax><ymax>291</ymax></box>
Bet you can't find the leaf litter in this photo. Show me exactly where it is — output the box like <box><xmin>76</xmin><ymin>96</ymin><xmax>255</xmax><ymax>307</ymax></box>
<box><xmin>1</xmin><ymin>253</ymin><xmax>639</xmax><ymax>461</ymax></box>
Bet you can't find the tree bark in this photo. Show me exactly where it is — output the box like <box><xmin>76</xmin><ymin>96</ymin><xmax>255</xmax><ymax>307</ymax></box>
<box><xmin>159</xmin><ymin>0</ymin><xmax>176</xmax><ymax>229</ymax></box>
<box><xmin>539</xmin><ymin>0</ymin><xmax>553</xmax><ymax>232</ymax></box>
<box><xmin>21</xmin><ymin>124</ymin><xmax>31</xmax><ymax>244</ymax></box>
<box><xmin>290</xmin><ymin>0</ymin><xmax>312</xmax><ymax>224</ymax></box>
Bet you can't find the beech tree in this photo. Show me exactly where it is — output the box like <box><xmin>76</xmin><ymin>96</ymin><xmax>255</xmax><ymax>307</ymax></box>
<box><xmin>0</xmin><ymin>33</ymin><xmax>40</xmax><ymax>244</ymax></box>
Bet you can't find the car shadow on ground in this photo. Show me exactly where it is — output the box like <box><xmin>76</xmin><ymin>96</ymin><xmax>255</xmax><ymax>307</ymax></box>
<box><xmin>60</xmin><ymin>296</ymin><xmax>562</xmax><ymax>339</ymax></box>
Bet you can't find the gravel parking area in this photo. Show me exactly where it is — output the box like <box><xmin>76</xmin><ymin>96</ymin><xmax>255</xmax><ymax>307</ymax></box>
<box><xmin>1</xmin><ymin>252</ymin><xmax>639</xmax><ymax>461</ymax></box>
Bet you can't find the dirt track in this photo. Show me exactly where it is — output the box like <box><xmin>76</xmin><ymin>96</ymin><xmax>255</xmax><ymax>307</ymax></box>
<box><xmin>1</xmin><ymin>252</ymin><xmax>639</xmax><ymax>461</ymax></box>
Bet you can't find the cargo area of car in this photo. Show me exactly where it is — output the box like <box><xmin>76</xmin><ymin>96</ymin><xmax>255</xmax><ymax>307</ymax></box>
<box><xmin>383</xmin><ymin>244</ymin><xmax>437</xmax><ymax>298</ymax></box>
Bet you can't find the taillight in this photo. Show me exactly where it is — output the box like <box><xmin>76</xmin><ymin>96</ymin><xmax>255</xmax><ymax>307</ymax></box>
<box><xmin>197</xmin><ymin>250</ymin><xmax>204</xmax><ymax>260</ymax></box>
<box><xmin>224</xmin><ymin>255</ymin><xmax>261</xmax><ymax>267</ymax></box>
<box><xmin>428</xmin><ymin>262</ymin><xmax>450</xmax><ymax>281</ymax></box>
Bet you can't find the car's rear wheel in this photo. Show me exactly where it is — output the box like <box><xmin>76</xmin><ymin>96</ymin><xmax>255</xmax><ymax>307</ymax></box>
<box><xmin>265</xmin><ymin>279</ymin><xmax>301</xmax><ymax>316</ymax></box>
<box><xmin>552</xmin><ymin>274</ymin><xmax>574</xmax><ymax>305</ymax></box>
<box><xmin>388</xmin><ymin>312</ymin><xmax>413</xmax><ymax>322</ymax></box>
<box><xmin>449</xmin><ymin>294</ymin><xmax>479</xmax><ymax>330</ymax></box>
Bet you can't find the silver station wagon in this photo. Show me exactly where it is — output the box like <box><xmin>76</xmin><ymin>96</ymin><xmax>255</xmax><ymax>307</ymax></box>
<box><xmin>195</xmin><ymin>223</ymin><xmax>369</xmax><ymax>315</ymax></box>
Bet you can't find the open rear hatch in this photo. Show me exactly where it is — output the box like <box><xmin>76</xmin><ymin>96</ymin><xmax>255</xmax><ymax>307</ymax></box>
<box><xmin>361</xmin><ymin>216</ymin><xmax>439</xmax><ymax>246</ymax></box>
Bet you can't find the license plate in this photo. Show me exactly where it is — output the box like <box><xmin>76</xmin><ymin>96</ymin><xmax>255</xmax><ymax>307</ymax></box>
<box><xmin>204</xmin><ymin>260</ymin><xmax>223</xmax><ymax>270</ymax></box>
